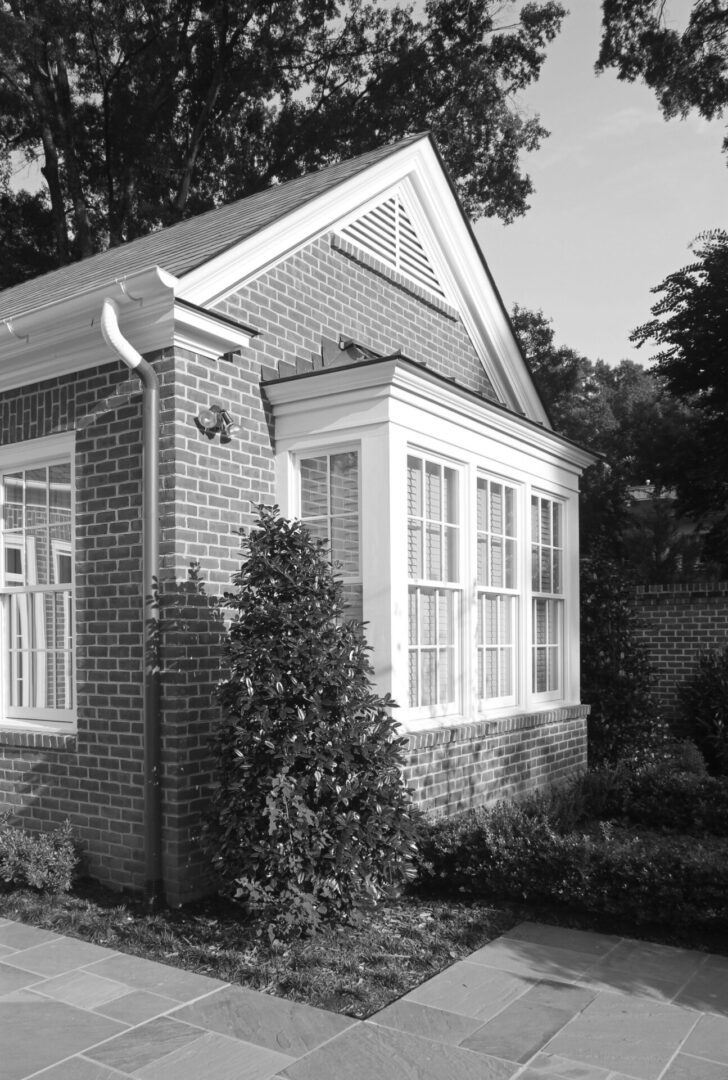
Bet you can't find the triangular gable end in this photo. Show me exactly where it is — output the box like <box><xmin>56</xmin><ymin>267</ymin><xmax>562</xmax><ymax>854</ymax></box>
<box><xmin>336</xmin><ymin>191</ymin><xmax>446</xmax><ymax>303</ymax></box>
<box><xmin>176</xmin><ymin>135</ymin><xmax>550</xmax><ymax>427</ymax></box>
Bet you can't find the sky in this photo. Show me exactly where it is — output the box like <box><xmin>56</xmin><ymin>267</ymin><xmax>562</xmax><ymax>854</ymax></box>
<box><xmin>476</xmin><ymin>0</ymin><xmax>728</xmax><ymax>367</ymax></box>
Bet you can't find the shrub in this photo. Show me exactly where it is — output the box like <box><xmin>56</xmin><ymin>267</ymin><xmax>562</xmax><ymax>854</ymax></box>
<box><xmin>580</xmin><ymin>552</ymin><xmax>664</xmax><ymax>767</ymax></box>
<box><xmin>416</xmin><ymin>799</ymin><xmax>728</xmax><ymax>929</ymax></box>
<box><xmin>0</xmin><ymin>816</ymin><xmax>79</xmax><ymax>893</ymax></box>
<box><xmin>678</xmin><ymin>648</ymin><xmax>728</xmax><ymax>776</ymax></box>
<box><xmin>206</xmin><ymin>506</ymin><xmax>420</xmax><ymax>939</ymax></box>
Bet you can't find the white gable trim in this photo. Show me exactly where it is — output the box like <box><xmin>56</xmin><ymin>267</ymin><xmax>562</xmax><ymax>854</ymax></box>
<box><xmin>176</xmin><ymin>138</ymin><xmax>549</xmax><ymax>426</ymax></box>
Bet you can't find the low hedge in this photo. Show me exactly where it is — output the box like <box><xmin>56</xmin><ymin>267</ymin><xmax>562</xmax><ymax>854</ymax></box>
<box><xmin>416</xmin><ymin>800</ymin><xmax>728</xmax><ymax>930</ymax></box>
<box><xmin>0</xmin><ymin>815</ymin><xmax>79</xmax><ymax>893</ymax></box>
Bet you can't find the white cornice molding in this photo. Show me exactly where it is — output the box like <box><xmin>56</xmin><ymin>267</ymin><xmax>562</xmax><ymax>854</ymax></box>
<box><xmin>264</xmin><ymin>359</ymin><xmax>597</xmax><ymax>473</ymax></box>
<box><xmin>172</xmin><ymin>302</ymin><xmax>255</xmax><ymax>360</ymax></box>
<box><xmin>0</xmin><ymin>267</ymin><xmax>256</xmax><ymax>392</ymax></box>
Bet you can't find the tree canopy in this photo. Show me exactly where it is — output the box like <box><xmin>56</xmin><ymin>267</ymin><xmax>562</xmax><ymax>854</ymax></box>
<box><xmin>632</xmin><ymin>229</ymin><xmax>728</xmax><ymax>566</ymax></box>
<box><xmin>513</xmin><ymin>305</ymin><xmax>705</xmax><ymax>579</ymax></box>
<box><xmin>598</xmin><ymin>1</ymin><xmax>728</xmax><ymax>147</ymax></box>
<box><xmin>0</xmin><ymin>0</ymin><xmax>565</xmax><ymax>285</ymax></box>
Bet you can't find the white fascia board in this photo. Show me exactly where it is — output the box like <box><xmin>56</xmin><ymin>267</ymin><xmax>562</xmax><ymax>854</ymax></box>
<box><xmin>0</xmin><ymin>267</ymin><xmax>178</xmax><ymax>392</ymax></box>
<box><xmin>176</xmin><ymin>139</ymin><xmax>548</xmax><ymax>424</ymax></box>
<box><xmin>0</xmin><ymin>266</ymin><xmax>258</xmax><ymax>392</ymax></box>
<box><xmin>265</xmin><ymin>359</ymin><xmax>597</xmax><ymax>476</ymax></box>
<box><xmin>172</xmin><ymin>302</ymin><xmax>255</xmax><ymax>360</ymax></box>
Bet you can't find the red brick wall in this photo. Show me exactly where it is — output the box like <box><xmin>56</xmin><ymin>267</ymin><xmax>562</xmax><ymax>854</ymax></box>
<box><xmin>216</xmin><ymin>232</ymin><xmax>499</xmax><ymax>399</ymax></box>
<box><xmin>632</xmin><ymin>582</ymin><xmax>728</xmax><ymax>726</ymax></box>
<box><xmin>0</xmin><ymin>364</ymin><xmax>150</xmax><ymax>893</ymax></box>
<box><xmin>403</xmin><ymin>707</ymin><xmax>589</xmax><ymax>813</ymax></box>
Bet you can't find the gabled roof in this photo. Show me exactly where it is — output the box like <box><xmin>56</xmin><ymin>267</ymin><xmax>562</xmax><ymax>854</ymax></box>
<box><xmin>0</xmin><ymin>136</ymin><xmax>426</xmax><ymax>322</ymax></box>
<box><xmin>0</xmin><ymin>132</ymin><xmax>559</xmax><ymax>429</ymax></box>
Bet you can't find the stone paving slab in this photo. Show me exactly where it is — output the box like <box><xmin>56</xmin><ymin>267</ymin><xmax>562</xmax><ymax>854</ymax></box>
<box><xmin>0</xmin><ymin>918</ymin><xmax>726</xmax><ymax>1080</ymax></box>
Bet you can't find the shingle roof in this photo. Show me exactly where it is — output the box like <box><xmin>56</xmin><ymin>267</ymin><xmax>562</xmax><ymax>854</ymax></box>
<box><xmin>0</xmin><ymin>135</ymin><xmax>429</xmax><ymax>322</ymax></box>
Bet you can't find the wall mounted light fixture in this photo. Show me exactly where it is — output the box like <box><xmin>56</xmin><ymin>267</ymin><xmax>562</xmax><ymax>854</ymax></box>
<box><xmin>195</xmin><ymin>404</ymin><xmax>240</xmax><ymax>442</ymax></box>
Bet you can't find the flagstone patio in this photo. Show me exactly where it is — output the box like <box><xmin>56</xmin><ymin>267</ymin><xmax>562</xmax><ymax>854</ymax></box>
<box><xmin>0</xmin><ymin>916</ymin><xmax>726</xmax><ymax>1080</ymax></box>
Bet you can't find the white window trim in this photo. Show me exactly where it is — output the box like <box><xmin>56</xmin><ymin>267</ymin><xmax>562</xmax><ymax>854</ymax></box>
<box><xmin>268</xmin><ymin>358</ymin><xmax>586</xmax><ymax>733</ymax></box>
<box><xmin>0</xmin><ymin>432</ymin><xmax>76</xmax><ymax>730</ymax></box>
<box><xmin>406</xmin><ymin>449</ymin><xmax>463</xmax><ymax>720</ymax></box>
<box><xmin>529</xmin><ymin>491</ymin><xmax>566</xmax><ymax>702</ymax></box>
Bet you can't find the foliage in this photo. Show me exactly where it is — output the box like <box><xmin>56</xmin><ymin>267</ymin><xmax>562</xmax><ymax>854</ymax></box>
<box><xmin>0</xmin><ymin>0</ymin><xmax>565</xmax><ymax>279</ymax></box>
<box><xmin>206</xmin><ymin>505</ymin><xmax>420</xmax><ymax>939</ymax></box>
<box><xmin>0</xmin><ymin>816</ymin><xmax>79</xmax><ymax>893</ymax></box>
<box><xmin>632</xmin><ymin>230</ymin><xmax>728</xmax><ymax>569</ymax></box>
<box><xmin>416</xmin><ymin>787</ymin><xmax>728</xmax><ymax>929</ymax></box>
<box><xmin>580</xmin><ymin>551</ymin><xmax>663</xmax><ymax>766</ymax></box>
<box><xmin>0</xmin><ymin>189</ymin><xmax>57</xmax><ymax>287</ymax></box>
<box><xmin>678</xmin><ymin>647</ymin><xmax>728</xmax><ymax>775</ymax></box>
<box><xmin>511</xmin><ymin>305</ymin><xmax>701</xmax><ymax>575</ymax></box>
<box><xmin>598</xmin><ymin>1</ymin><xmax>728</xmax><ymax>149</ymax></box>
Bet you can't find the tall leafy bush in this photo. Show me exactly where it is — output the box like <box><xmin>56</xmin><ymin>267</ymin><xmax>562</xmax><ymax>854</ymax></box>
<box><xmin>678</xmin><ymin>647</ymin><xmax>728</xmax><ymax>775</ymax></box>
<box><xmin>580</xmin><ymin>552</ymin><xmax>663</xmax><ymax>765</ymax></box>
<box><xmin>207</xmin><ymin>506</ymin><xmax>419</xmax><ymax>937</ymax></box>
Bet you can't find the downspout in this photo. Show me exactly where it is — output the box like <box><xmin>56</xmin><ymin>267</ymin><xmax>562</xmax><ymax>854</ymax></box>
<box><xmin>100</xmin><ymin>297</ymin><xmax>164</xmax><ymax>910</ymax></box>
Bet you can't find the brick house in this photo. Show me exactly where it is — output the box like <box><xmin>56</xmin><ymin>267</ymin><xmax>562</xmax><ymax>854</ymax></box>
<box><xmin>0</xmin><ymin>134</ymin><xmax>594</xmax><ymax>904</ymax></box>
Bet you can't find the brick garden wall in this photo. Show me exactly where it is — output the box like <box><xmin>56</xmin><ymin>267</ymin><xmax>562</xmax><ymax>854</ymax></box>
<box><xmin>632</xmin><ymin>582</ymin><xmax>728</xmax><ymax>727</ymax></box>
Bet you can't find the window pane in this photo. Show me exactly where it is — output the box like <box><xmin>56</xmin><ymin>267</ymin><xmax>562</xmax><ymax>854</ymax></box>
<box><xmin>491</xmin><ymin>537</ymin><xmax>504</xmax><ymax>588</ymax></box>
<box><xmin>421</xmin><ymin>649</ymin><xmax>437</xmax><ymax>706</ymax></box>
<box><xmin>330</xmin><ymin>513</ymin><xmax>359</xmax><ymax>574</ymax></box>
<box><xmin>540</xmin><ymin>499</ymin><xmax>551</xmax><ymax>545</ymax></box>
<box><xmin>330</xmin><ymin>452</ymin><xmax>357</xmax><ymax>514</ymax></box>
<box><xmin>425</xmin><ymin>523</ymin><xmax>441</xmax><ymax>580</ymax></box>
<box><xmin>505</xmin><ymin>488</ymin><xmax>516</xmax><ymax>538</ymax></box>
<box><xmin>444</xmin><ymin>525</ymin><xmax>458</xmax><ymax>581</ymax></box>
<box><xmin>438</xmin><ymin>590</ymin><xmax>453</xmax><ymax>646</ymax></box>
<box><xmin>476</xmin><ymin>479</ymin><xmax>487</xmax><ymax>532</ymax></box>
<box><xmin>407</xmin><ymin>456</ymin><xmax>422</xmax><ymax>517</ymax></box>
<box><xmin>425</xmin><ymin>461</ymin><xmax>442</xmax><ymax>521</ymax></box>
<box><xmin>3</xmin><ymin>474</ymin><xmax>23</xmax><ymax>531</ymax></box>
<box><xmin>490</xmin><ymin>483</ymin><xmax>503</xmax><ymax>533</ymax></box>
<box><xmin>300</xmin><ymin>456</ymin><xmax>328</xmax><ymax>518</ymax></box>
<box><xmin>421</xmin><ymin>589</ymin><xmax>436</xmax><ymax>646</ymax></box>
<box><xmin>477</xmin><ymin>536</ymin><xmax>487</xmax><ymax>586</ymax></box>
<box><xmin>506</xmin><ymin>538</ymin><xmax>516</xmax><ymax>589</ymax></box>
<box><xmin>408</xmin><ymin>588</ymin><xmax>418</xmax><ymax>645</ymax></box>
<box><xmin>408</xmin><ymin>519</ymin><xmax>422</xmax><ymax>579</ymax></box>
<box><xmin>444</xmin><ymin>468</ymin><xmax>458</xmax><ymax>524</ymax></box>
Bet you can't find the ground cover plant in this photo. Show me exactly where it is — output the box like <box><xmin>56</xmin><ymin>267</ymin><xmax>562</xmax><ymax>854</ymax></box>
<box><xmin>416</xmin><ymin>751</ymin><xmax>728</xmax><ymax>935</ymax></box>
<box><xmin>679</xmin><ymin>647</ymin><xmax>728</xmax><ymax>776</ymax></box>
<box><xmin>0</xmin><ymin>883</ymin><xmax>520</xmax><ymax>1019</ymax></box>
<box><xmin>0</xmin><ymin>815</ymin><xmax>78</xmax><ymax>893</ymax></box>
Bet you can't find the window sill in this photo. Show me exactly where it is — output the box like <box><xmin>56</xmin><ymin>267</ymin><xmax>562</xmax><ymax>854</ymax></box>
<box><xmin>0</xmin><ymin>729</ymin><xmax>77</xmax><ymax>752</ymax></box>
<box><xmin>402</xmin><ymin>704</ymin><xmax>590</xmax><ymax>750</ymax></box>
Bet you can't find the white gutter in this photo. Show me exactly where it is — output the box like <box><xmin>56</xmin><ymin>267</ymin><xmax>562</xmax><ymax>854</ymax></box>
<box><xmin>100</xmin><ymin>298</ymin><xmax>164</xmax><ymax>909</ymax></box>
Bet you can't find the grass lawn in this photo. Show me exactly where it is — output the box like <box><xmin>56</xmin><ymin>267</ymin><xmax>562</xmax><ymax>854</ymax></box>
<box><xmin>2</xmin><ymin>880</ymin><xmax>727</xmax><ymax>1020</ymax></box>
<box><xmin>0</xmin><ymin>883</ymin><xmax>522</xmax><ymax>1019</ymax></box>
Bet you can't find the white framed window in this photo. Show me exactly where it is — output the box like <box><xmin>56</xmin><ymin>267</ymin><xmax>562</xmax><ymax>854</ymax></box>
<box><xmin>407</xmin><ymin>453</ymin><xmax>460</xmax><ymax>715</ymax></box>
<box><xmin>531</xmin><ymin>494</ymin><xmax>564</xmax><ymax>696</ymax></box>
<box><xmin>0</xmin><ymin>436</ymin><xmax>75</xmax><ymax>727</ymax></box>
<box><xmin>297</xmin><ymin>447</ymin><xmax>362</xmax><ymax>621</ymax></box>
<box><xmin>476</xmin><ymin>476</ymin><xmax>518</xmax><ymax>706</ymax></box>
<box><xmin>268</xmin><ymin>358</ymin><xmax>588</xmax><ymax>732</ymax></box>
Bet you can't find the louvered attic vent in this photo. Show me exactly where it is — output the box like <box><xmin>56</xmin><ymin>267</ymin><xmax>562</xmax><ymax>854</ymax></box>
<box><xmin>338</xmin><ymin>194</ymin><xmax>445</xmax><ymax>299</ymax></box>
